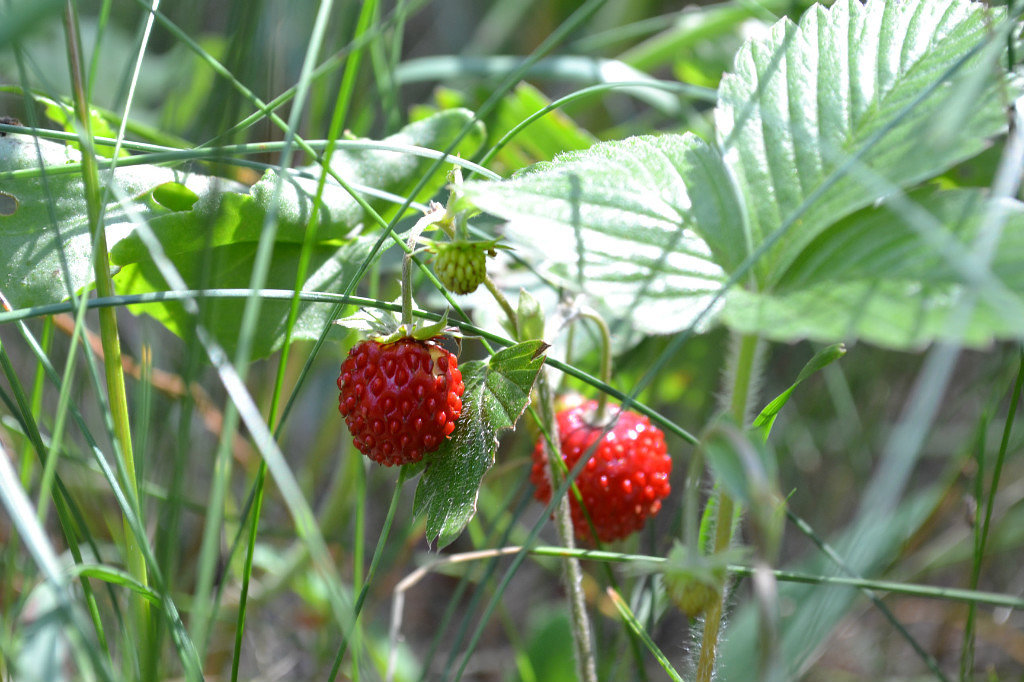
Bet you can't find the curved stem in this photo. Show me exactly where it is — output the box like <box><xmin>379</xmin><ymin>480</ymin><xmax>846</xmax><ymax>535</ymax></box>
<box><xmin>480</xmin><ymin>266</ymin><xmax>596</xmax><ymax>681</ymax></box>
<box><xmin>483</xmin><ymin>275</ymin><xmax>516</xmax><ymax>324</ymax></box>
<box><xmin>537</xmin><ymin>372</ymin><xmax>598</xmax><ymax>682</ymax></box>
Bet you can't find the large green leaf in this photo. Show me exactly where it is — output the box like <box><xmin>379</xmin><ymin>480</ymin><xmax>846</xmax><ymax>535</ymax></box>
<box><xmin>107</xmin><ymin>110</ymin><xmax>485</xmax><ymax>357</ymax></box>
<box><xmin>413</xmin><ymin>341</ymin><xmax>546</xmax><ymax>549</ymax></box>
<box><xmin>0</xmin><ymin>131</ymin><xmax>221</xmax><ymax>309</ymax></box>
<box><xmin>461</xmin><ymin>133</ymin><xmax>737</xmax><ymax>336</ymax></box>
<box><xmin>0</xmin><ymin>110</ymin><xmax>484</xmax><ymax>356</ymax></box>
<box><xmin>723</xmin><ymin>189</ymin><xmax>1024</xmax><ymax>349</ymax></box>
<box><xmin>716</xmin><ymin>0</ymin><xmax>1008</xmax><ymax>286</ymax></box>
<box><xmin>462</xmin><ymin>0</ymin><xmax>1018</xmax><ymax>350</ymax></box>
<box><xmin>111</xmin><ymin>108</ymin><xmax>486</xmax><ymax>257</ymax></box>
<box><xmin>112</xmin><ymin>236</ymin><xmax>381</xmax><ymax>359</ymax></box>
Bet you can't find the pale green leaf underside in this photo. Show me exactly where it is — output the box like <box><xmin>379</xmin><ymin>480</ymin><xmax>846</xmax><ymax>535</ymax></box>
<box><xmin>463</xmin><ymin>133</ymin><xmax>735</xmax><ymax>336</ymax></box>
<box><xmin>723</xmin><ymin>189</ymin><xmax>1024</xmax><ymax>349</ymax></box>
<box><xmin>414</xmin><ymin>341</ymin><xmax>546</xmax><ymax>549</ymax></box>
<box><xmin>464</xmin><ymin>0</ymin><xmax>1016</xmax><ymax>350</ymax></box>
<box><xmin>716</xmin><ymin>0</ymin><xmax>1009</xmax><ymax>286</ymax></box>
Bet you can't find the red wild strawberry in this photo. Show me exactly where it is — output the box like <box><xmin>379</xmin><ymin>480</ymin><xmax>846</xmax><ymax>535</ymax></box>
<box><xmin>530</xmin><ymin>400</ymin><xmax>672</xmax><ymax>543</ymax></box>
<box><xmin>338</xmin><ymin>337</ymin><xmax>465</xmax><ymax>466</ymax></box>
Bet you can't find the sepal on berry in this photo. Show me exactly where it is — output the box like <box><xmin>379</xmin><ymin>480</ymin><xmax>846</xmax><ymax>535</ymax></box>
<box><xmin>333</xmin><ymin>301</ymin><xmax>458</xmax><ymax>344</ymax></box>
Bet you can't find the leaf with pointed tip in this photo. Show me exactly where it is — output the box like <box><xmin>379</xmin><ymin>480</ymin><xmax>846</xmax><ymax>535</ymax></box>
<box><xmin>752</xmin><ymin>343</ymin><xmax>846</xmax><ymax>441</ymax></box>
<box><xmin>413</xmin><ymin>341</ymin><xmax>547</xmax><ymax>549</ymax></box>
<box><xmin>462</xmin><ymin>0</ymin><xmax>1018</xmax><ymax>351</ymax></box>
<box><xmin>716</xmin><ymin>0</ymin><xmax>1010</xmax><ymax>287</ymax></box>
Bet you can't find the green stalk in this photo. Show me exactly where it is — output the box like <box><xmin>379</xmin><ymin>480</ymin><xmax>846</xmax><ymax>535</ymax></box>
<box><xmin>63</xmin><ymin>0</ymin><xmax>150</xmax><ymax>654</ymax></box>
<box><xmin>482</xmin><ymin>275</ymin><xmax>516</xmax><ymax>324</ymax></box>
<box><xmin>696</xmin><ymin>332</ymin><xmax>761</xmax><ymax>682</ymax></box>
<box><xmin>487</xmin><ymin>288</ymin><xmax>596</xmax><ymax>682</ymax></box>
<box><xmin>232</xmin><ymin>3</ymin><xmax>379</xmax><ymax>677</ymax></box>
<box><xmin>535</xmin><ymin>372</ymin><xmax>598</xmax><ymax>682</ymax></box>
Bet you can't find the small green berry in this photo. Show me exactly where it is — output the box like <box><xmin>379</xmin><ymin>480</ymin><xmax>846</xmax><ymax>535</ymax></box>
<box><xmin>433</xmin><ymin>241</ymin><xmax>488</xmax><ymax>295</ymax></box>
<box><xmin>663</xmin><ymin>572</ymin><xmax>721</xmax><ymax>618</ymax></box>
<box><xmin>658</xmin><ymin>542</ymin><xmax>736</xmax><ymax>618</ymax></box>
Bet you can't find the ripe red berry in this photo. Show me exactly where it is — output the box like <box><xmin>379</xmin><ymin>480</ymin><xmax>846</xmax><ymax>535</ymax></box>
<box><xmin>338</xmin><ymin>337</ymin><xmax>465</xmax><ymax>466</ymax></box>
<box><xmin>530</xmin><ymin>400</ymin><xmax>672</xmax><ymax>543</ymax></box>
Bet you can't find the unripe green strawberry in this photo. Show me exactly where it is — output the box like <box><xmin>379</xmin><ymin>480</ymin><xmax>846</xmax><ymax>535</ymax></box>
<box><xmin>659</xmin><ymin>543</ymin><xmax>731</xmax><ymax>618</ymax></box>
<box><xmin>433</xmin><ymin>240</ymin><xmax>488</xmax><ymax>295</ymax></box>
<box><xmin>338</xmin><ymin>337</ymin><xmax>465</xmax><ymax>466</ymax></box>
<box><xmin>663</xmin><ymin>572</ymin><xmax>721</xmax><ymax>618</ymax></box>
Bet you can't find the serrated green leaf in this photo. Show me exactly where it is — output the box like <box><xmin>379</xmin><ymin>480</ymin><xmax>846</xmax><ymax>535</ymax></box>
<box><xmin>413</xmin><ymin>340</ymin><xmax>547</xmax><ymax>548</ymax></box>
<box><xmin>723</xmin><ymin>189</ymin><xmax>1024</xmax><ymax>349</ymax></box>
<box><xmin>716</xmin><ymin>0</ymin><xmax>1009</xmax><ymax>286</ymax></box>
<box><xmin>463</xmin><ymin>133</ymin><xmax>735</xmax><ymax>336</ymax></box>
<box><xmin>463</xmin><ymin>0</ymin><xmax>1016</xmax><ymax>351</ymax></box>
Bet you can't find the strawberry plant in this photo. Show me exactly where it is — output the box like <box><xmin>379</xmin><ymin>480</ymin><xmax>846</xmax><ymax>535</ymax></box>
<box><xmin>2</xmin><ymin>0</ymin><xmax>1024</xmax><ymax>681</ymax></box>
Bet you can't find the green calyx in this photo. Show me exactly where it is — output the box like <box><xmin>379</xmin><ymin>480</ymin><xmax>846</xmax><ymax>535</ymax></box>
<box><xmin>333</xmin><ymin>302</ymin><xmax>457</xmax><ymax>344</ymax></box>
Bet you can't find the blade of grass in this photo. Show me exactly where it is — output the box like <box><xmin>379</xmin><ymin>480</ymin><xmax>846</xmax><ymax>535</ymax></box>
<box><xmin>105</xmin><ymin>179</ymin><xmax>360</xmax><ymax>667</ymax></box>
<box><xmin>962</xmin><ymin>348</ymin><xmax>1024</xmax><ymax>679</ymax></box>
<box><xmin>0</xmin><ymin>440</ymin><xmax>118</xmax><ymax>682</ymax></box>
<box><xmin>190</xmin><ymin>0</ymin><xmax>340</xmax><ymax>657</ymax></box>
<box><xmin>63</xmin><ymin>5</ymin><xmax>150</xmax><ymax>671</ymax></box>
<box><xmin>231</xmin><ymin>2</ymin><xmax>382</xmax><ymax>674</ymax></box>
<box><xmin>606</xmin><ymin>587</ymin><xmax>686</xmax><ymax>682</ymax></box>
<box><xmin>0</xmin><ymin>338</ymin><xmax>113</xmax><ymax>663</ymax></box>
<box><xmin>9</xmin><ymin>313</ymin><xmax>204</xmax><ymax>679</ymax></box>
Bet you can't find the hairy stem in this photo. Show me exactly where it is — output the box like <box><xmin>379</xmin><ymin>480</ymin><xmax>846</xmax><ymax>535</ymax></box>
<box><xmin>484</xmin><ymin>272</ymin><xmax>597</xmax><ymax>682</ymax></box>
<box><xmin>696</xmin><ymin>332</ymin><xmax>761</xmax><ymax>682</ymax></box>
<box><xmin>537</xmin><ymin>371</ymin><xmax>598</xmax><ymax>682</ymax></box>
